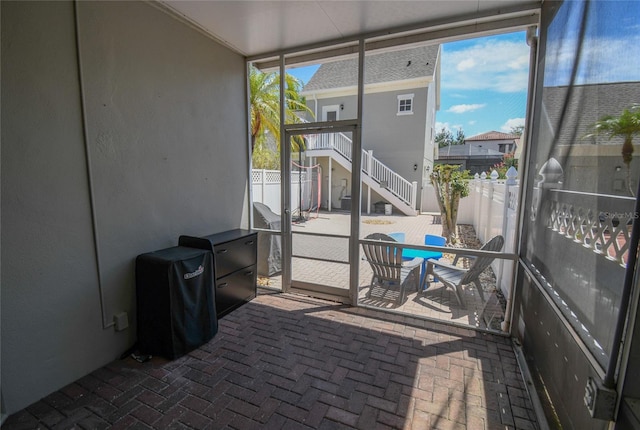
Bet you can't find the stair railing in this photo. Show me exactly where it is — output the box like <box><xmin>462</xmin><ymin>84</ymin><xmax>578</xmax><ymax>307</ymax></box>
<box><xmin>307</xmin><ymin>132</ymin><xmax>415</xmax><ymax>208</ymax></box>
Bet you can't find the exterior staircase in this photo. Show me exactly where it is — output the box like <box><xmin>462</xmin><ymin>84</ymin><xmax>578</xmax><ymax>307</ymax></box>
<box><xmin>306</xmin><ymin>132</ymin><xmax>418</xmax><ymax>216</ymax></box>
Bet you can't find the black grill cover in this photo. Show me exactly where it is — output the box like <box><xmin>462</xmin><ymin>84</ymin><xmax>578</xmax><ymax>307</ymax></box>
<box><xmin>253</xmin><ymin>202</ymin><xmax>282</xmax><ymax>276</ymax></box>
<box><xmin>136</xmin><ymin>246</ymin><xmax>217</xmax><ymax>359</ymax></box>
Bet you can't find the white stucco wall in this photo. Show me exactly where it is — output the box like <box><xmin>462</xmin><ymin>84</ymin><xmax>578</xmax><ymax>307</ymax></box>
<box><xmin>1</xmin><ymin>0</ymin><xmax>248</xmax><ymax>415</ymax></box>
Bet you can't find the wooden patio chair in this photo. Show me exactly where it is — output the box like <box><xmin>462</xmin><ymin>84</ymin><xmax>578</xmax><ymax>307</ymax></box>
<box><xmin>426</xmin><ymin>235</ymin><xmax>504</xmax><ymax>307</ymax></box>
<box><xmin>361</xmin><ymin>233</ymin><xmax>423</xmax><ymax>304</ymax></box>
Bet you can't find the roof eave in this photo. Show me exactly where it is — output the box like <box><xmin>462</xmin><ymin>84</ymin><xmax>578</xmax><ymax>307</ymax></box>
<box><xmin>302</xmin><ymin>76</ymin><xmax>432</xmax><ymax>98</ymax></box>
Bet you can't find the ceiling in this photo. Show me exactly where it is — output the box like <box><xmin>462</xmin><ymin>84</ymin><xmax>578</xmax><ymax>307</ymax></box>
<box><xmin>160</xmin><ymin>1</ymin><xmax>541</xmax><ymax>59</ymax></box>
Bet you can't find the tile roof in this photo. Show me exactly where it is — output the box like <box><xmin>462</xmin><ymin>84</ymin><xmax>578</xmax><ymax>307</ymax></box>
<box><xmin>302</xmin><ymin>45</ymin><xmax>440</xmax><ymax>92</ymax></box>
<box><xmin>466</xmin><ymin>131</ymin><xmax>519</xmax><ymax>141</ymax></box>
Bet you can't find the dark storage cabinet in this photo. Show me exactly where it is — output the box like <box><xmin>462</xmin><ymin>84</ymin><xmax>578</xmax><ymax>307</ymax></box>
<box><xmin>179</xmin><ymin>229</ymin><xmax>258</xmax><ymax>318</ymax></box>
<box><xmin>135</xmin><ymin>246</ymin><xmax>217</xmax><ymax>360</ymax></box>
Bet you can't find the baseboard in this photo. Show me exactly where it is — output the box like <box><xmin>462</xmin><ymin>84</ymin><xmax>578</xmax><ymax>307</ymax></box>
<box><xmin>512</xmin><ymin>339</ymin><xmax>552</xmax><ymax>430</ymax></box>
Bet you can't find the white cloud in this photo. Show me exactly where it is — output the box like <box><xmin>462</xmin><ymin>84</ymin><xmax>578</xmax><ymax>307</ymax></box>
<box><xmin>544</xmin><ymin>34</ymin><xmax>640</xmax><ymax>86</ymax></box>
<box><xmin>468</xmin><ymin>120</ymin><xmax>477</xmax><ymax>125</ymax></box>
<box><xmin>501</xmin><ymin>117</ymin><xmax>525</xmax><ymax>132</ymax></box>
<box><xmin>442</xmin><ymin>39</ymin><xmax>530</xmax><ymax>93</ymax></box>
<box><xmin>435</xmin><ymin>122</ymin><xmax>463</xmax><ymax>133</ymax></box>
<box><xmin>457</xmin><ymin>58</ymin><xmax>476</xmax><ymax>71</ymax></box>
<box><xmin>447</xmin><ymin>103</ymin><xmax>486</xmax><ymax>114</ymax></box>
<box><xmin>508</xmin><ymin>55</ymin><xmax>530</xmax><ymax>70</ymax></box>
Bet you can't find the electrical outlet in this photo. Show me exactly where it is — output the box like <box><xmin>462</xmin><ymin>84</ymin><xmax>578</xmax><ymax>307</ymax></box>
<box><xmin>584</xmin><ymin>377</ymin><xmax>616</xmax><ymax>420</ymax></box>
<box><xmin>584</xmin><ymin>378</ymin><xmax>596</xmax><ymax>411</ymax></box>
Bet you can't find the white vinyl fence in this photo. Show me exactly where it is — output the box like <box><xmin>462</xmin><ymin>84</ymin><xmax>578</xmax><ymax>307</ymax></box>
<box><xmin>252</xmin><ymin>169</ymin><xmax>309</xmax><ymax>216</ymax></box>
<box><xmin>421</xmin><ymin>168</ymin><xmax>519</xmax><ymax>297</ymax></box>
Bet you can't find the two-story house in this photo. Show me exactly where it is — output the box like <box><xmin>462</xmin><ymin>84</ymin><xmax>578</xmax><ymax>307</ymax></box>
<box><xmin>301</xmin><ymin>45</ymin><xmax>441</xmax><ymax>215</ymax></box>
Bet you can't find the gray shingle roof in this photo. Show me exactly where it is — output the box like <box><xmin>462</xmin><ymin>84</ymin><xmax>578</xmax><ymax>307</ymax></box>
<box><xmin>302</xmin><ymin>45</ymin><xmax>440</xmax><ymax>92</ymax></box>
<box><xmin>542</xmin><ymin>81</ymin><xmax>640</xmax><ymax>146</ymax></box>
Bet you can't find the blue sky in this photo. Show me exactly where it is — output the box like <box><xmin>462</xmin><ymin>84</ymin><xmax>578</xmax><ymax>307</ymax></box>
<box><xmin>435</xmin><ymin>32</ymin><xmax>529</xmax><ymax>137</ymax></box>
<box><xmin>544</xmin><ymin>0</ymin><xmax>640</xmax><ymax>87</ymax></box>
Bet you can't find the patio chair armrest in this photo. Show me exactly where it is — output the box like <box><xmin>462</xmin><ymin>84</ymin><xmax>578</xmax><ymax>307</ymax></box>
<box><xmin>428</xmin><ymin>259</ymin><xmax>463</xmax><ymax>271</ymax></box>
<box><xmin>402</xmin><ymin>257</ymin><xmax>423</xmax><ymax>269</ymax></box>
<box><xmin>452</xmin><ymin>254</ymin><xmax>476</xmax><ymax>265</ymax></box>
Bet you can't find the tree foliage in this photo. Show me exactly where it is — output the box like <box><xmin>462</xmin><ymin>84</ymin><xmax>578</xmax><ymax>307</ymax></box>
<box><xmin>491</xmin><ymin>152</ymin><xmax>518</xmax><ymax>179</ymax></box>
<box><xmin>430</xmin><ymin>164</ymin><xmax>470</xmax><ymax>244</ymax></box>
<box><xmin>249</xmin><ymin>65</ymin><xmax>314</xmax><ymax>168</ymax></box>
<box><xmin>586</xmin><ymin>104</ymin><xmax>640</xmax><ymax>196</ymax></box>
<box><xmin>435</xmin><ymin>127</ymin><xmax>465</xmax><ymax>148</ymax></box>
<box><xmin>509</xmin><ymin>125</ymin><xmax>524</xmax><ymax>136</ymax></box>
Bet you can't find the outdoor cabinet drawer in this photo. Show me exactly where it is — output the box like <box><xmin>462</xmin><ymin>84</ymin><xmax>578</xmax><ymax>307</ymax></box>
<box><xmin>178</xmin><ymin>229</ymin><xmax>258</xmax><ymax>319</ymax></box>
<box><xmin>214</xmin><ymin>236</ymin><xmax>257</xmax><ymax>279</ymax></box>
<box><xmin>215</xmin><ymin>265</ymin><xmax>257</xmax><ymax>318</ymax></box>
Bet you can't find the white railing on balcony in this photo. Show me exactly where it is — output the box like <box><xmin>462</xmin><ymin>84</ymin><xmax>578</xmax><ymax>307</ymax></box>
<box><xmin>307</xmin><ymin>133</ymin><xmax>415</xmax><ymax>207</ymax></box>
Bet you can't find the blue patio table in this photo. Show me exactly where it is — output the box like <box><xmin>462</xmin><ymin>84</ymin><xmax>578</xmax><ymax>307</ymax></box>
<box><xmin>401</xmin><ymin>248</ymin><xmax>443</xmax><ymax>290</ymax></box>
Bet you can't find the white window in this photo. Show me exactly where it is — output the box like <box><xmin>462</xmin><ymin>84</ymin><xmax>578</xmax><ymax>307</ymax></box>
<box><xmin>397</xmin><ymin>94</ymin><xmax>414</xmax><ymax>115</ymax></box>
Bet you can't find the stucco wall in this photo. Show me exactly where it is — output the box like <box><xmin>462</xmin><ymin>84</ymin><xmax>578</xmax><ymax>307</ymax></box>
<box><xmin>314</xmin><ymin>87</ymin><xmax>429</xmax><ymax>208</ymax></box>
<box><xmin>1</xmin><ymin>0</ymin><xmax>248</xmax><ymax>415</ymax></box>
<box><xmin>365</xmin><ymin>90</ymin><xmax>427</xmax><ymax>185</ymax></box>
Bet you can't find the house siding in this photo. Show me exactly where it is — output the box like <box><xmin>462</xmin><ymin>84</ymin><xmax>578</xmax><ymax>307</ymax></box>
<box><xmin>313</xmin><ymin>86</ymin><xmax>430</xmax><ymax>208</ymax></box>
<box><xmin>362</xmin><ymin>89</ymin><xmax>427</xmax><ymax>201</ymax></box>
<box><xmin>1</xmin><ymin>0</ymin><xmax>247</xmax><ymax>414</ymax></box>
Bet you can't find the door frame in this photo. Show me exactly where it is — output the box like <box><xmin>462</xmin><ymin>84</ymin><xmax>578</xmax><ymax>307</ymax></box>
<box><xmin>281</xmin><ymin>120</ymin><xmax>361</xmax><ymax>304</ymax></box>
<box><xmin>322</xmin><ymin>104</ymin><xmax>340</xmax><ymax>122</ymax></box>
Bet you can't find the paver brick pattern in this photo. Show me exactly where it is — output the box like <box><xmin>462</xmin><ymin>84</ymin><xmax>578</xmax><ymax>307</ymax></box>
<box><xmin>4</xmin><ymin>292</ymin><xmax>538</xmax><ymax>430</ymax></box>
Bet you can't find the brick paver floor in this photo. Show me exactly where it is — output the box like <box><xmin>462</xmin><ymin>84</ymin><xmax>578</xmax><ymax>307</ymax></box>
<box><xmin>4</xmin><ymin>292</ymin><xmax>538</xmax><ymax>429</ymax></box>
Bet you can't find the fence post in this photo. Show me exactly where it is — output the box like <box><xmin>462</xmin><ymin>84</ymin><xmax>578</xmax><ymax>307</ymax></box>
<box><xmin>503</xmin><ymin>167</ymin><xmax>518</xmax><ymax>238</ymax></box>
<box><xmin>496</xmin><ymin>166</ymin><xmax>519</xmax><ymax>295</ymax></box>
<box><xmin>473</xmin><ymin>174</ymin><xmax>480</xmax><ymax>233</ymax></box>
<box><xmin>411</xmin><ymin>181</ymin><xmax>418</xmax><ymax>211</ymax></box>
<box><xmin>261</xmin><ymin>169</ymin><xmax>266</xmax><ymax>204</ymax></box>
<box><xmin>531</xmin><ymin>157</ymin><xmax>564</xmax><ymax>223</ymax></box>
<box><xmin>483</xmin><ymin>173</ymin><xmax>494</xmax><ymax>243</ymax></box>
<box><xmin>367</xmin><ymin>150</ymin><xmax>374</xmax><ymax>213</ymax></box>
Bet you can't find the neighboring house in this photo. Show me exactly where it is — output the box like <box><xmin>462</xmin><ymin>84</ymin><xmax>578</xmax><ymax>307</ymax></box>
<box><xmin>464</xmin><ymin>130</ymin><xmax>520</xmax><ymax>154</ymax></box>
<box><xmin>435</xmin><ymin>131</ymin><xmax>519</xmax><ymax>175</ymax></box>
<box><xmin>436</xmin><ymin>143</ymin><xmax>504</xmax><ymax>175</ymax></box>
<box><xmin>537</xmin><ymin>81</ymin><xmax>640</xmax><ymax>195</ymax></box>
<box><xmin>301</xmin><ymin>45</ymin><xmax>441</xmax><ymax>215</ymax></box>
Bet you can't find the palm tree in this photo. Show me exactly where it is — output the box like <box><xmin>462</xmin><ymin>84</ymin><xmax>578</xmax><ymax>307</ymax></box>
<box><xmin>249</xmin><ymin>65</ymin><xmax>313</xmax><ymax>156</ymax></box>
<box><xmin>587</xmin><ymin>104</ymin><xmax>640</xmax><ymax>196</ymax></box>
